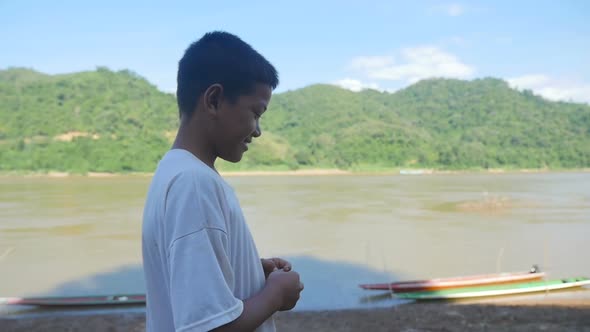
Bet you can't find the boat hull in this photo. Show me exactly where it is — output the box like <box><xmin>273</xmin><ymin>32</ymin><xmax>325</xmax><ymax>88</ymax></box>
<box><xmin>359</xmin><ymin>270</ymin><xmax>545</xmax><ymax>292</ymax></box>
<box><xmin>395</xmin><ymin>277</ymin><xmax>590</xmax><ymax>300</ymax></box>
<box><xmin>0</xmin><ymin>294</ymin><xmax>146</xmax><ymax>306</ymax></box>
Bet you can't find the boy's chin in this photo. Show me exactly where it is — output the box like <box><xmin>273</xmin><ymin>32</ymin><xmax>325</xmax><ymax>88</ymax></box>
<box><xmin>220</xmin><ymin>153</ymin><xmax>244</xmax><ymax>164</ymax></box>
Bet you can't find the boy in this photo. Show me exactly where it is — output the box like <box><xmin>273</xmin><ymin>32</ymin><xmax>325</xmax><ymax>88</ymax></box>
<box><xmin>142</xmin><ymin>31</ymin><xmax>304</xmax><ymax>332</ymax></box>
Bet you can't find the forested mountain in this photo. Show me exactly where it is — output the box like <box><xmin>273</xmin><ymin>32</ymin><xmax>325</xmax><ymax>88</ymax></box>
<box><xmin>1</xmin><ymin>67</ymin><xmax>588</xmax><ymax>173</ymax></box>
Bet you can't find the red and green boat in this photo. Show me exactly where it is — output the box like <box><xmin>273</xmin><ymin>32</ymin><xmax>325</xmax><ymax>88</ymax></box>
<box><xmin>395</xmin><ymin>277</ymin><xmax>590</xmax><ymax>300</ymax></box>
<box><xmin>0</xmin><ymin>294</ymin><xmax>146</xmax><ymax>306</ymax></box>
<box><xmin>359</xmin><ymin>266</ymin><xmax>545</xmax><ymax>292</ymax></box>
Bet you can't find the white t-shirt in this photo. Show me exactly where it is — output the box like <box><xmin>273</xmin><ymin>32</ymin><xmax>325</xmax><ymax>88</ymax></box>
<box><xmin>142</xmin><ymin>149</ymin><xmax>275</xmax><ymax>332</ymax></box>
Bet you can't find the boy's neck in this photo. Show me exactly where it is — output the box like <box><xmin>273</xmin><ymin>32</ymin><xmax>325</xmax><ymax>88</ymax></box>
<box><xmin>172</xmin><ymin>121</ymin><xmax>217</xmax><ymax>170</ymax></box>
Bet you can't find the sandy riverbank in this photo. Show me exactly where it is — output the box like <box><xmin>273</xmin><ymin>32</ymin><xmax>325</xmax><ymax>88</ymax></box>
<box><xmin>0</xmin><ymin>169</ymin><xmax>352</xmax><ymax>178</ymax></box>
<box><xmin>2</xmin><ymin>299</ymin><xmax>589</xmax><ymax>332</ymax></box>
<box><xmin>221</xmin><ymin>169</ymin><xmax>351</xmax><ymax>176</ymax></box>
<box><xmin>2</xmin><ymin>167</ymin><xmax>589</xmax><ymax>178</ymax></box>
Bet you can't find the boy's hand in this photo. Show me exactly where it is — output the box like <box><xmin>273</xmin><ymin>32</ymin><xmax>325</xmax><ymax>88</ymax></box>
<box><xmin>261</xmin><ymin>257</ymin><xmax>292</xmax><ymax>278</ymax></box>
<box><xmin>266</xmin><ymin>269</ymin><xmax>304</xmax><ymax>311</ymax></box>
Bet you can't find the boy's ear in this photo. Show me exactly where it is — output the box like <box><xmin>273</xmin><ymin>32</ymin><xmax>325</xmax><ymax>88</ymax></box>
<box><xmin>204</xmin><ymin>84</ymin><xmax>224</xmax><ymax>116</ymax></box>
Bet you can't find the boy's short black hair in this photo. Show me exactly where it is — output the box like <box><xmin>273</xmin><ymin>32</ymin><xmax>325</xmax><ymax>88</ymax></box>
<box><xmin>176</xmin><ymin>31</ymin><xmax>279</xmax><ymax>117</ymax></box>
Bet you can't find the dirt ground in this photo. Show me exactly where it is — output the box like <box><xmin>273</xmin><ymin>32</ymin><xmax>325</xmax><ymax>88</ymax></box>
<box><xmin>1</xmin><ymin>300</ymin><xmax>589</xmax><ymax>332</ymax></box>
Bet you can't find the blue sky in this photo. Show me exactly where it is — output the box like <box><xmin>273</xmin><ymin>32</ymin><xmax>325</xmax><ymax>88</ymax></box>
<box><xmin>1</xmin><ymin>0</ymin><xmax>589</xmax><ymax>103</ymax></box>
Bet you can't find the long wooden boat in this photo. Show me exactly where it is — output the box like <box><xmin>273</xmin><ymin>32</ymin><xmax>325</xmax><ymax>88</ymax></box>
<box><xmin>359</xmin><ymin>266</ymin><xmax>545</xmax><ymax>292</ymax></box>
<box><xmin>0</xmin><ymin>294</ymin><xmax>146</xmax><ymax>306</ymax></box>
<box><xmin>395</xmin><ymin>277</ymin><xmax>590</xmax><ymax>300</ymax></box>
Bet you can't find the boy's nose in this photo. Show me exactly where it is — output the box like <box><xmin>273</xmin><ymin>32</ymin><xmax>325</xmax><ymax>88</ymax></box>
<box><xmin>253</xmin><ymin>122</ymin><xmax>262</xmax><ymax>137</ymax></box>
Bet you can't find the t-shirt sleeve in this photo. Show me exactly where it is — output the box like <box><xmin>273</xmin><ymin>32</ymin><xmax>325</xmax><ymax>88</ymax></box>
<box><xmin>168</xmin><ymin>228</ymin><xmax>243</xmax><ymax>332</ymax></box>
<box><xmin>164</xmin><ymin>171</ymin><xmax>243</xmax><ymax>332</ymax></box>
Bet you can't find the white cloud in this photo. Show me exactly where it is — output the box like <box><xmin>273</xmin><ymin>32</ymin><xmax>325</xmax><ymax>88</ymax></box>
<box><xmin>332</xmin><ymin>78</ymin><xmax>380</xmax><ymax>92</ymax></box>
<box><xmin>349</xmin><ymin>46</ymin><xmax>475</xmax><ymax>84</ymax></box>
<box><xmin>508</xmin><ymin>74</ymin><xmax>590</xmax><ymax>104</ymax></box>
<box><xmin>446</xmin><ymin>3</ymin><xmax>465</xmax><ymax>16</ymax></box>
<box><xmin>350</xmin><ymin>56</ymin><xmax>394</xmax><ymax>70</ymax></box>
<box><xmin>507</xmin><ymin>75</ymin><xmax>550</xmax><ymax>88</ymax></box>
<box><xmin>430</xmin><ymin>3</ymin><xmax>465</xmax><ymax>16</ymax></box>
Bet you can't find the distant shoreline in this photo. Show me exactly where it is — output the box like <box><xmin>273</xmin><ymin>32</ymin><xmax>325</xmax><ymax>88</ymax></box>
<box><xmin>1</xmin><ymin>167</ymin><xmax>589</xmax><ymax>178</ymax></box>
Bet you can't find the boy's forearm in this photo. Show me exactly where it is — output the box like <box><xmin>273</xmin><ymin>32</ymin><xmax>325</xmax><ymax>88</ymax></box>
<box><xmin>211</xmin><ymin>284</ymin><xmax>282</xmax><ymax>332</ymax></box>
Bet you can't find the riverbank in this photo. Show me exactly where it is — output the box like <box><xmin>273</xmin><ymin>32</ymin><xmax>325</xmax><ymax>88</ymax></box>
<box><xmin>1</xmin><ymin>167</ymin><xmax>589</xmax><ymax>178</ymax></box>
<box><xmin>2</xmin><ymin>300</ymin><xmax>589</xmax><ymax>332</ymax></box>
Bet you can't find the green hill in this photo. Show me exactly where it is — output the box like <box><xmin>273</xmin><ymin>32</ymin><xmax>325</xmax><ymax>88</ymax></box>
<box><xmin>0</xmin><ymin>67</ymin><xmax>588</xmax><ymax>173</ymax></box>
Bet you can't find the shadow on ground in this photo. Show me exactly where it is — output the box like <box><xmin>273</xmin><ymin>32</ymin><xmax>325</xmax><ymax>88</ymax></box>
<box><xmin>1</xmin><ymin>255</ymin><xmax>403</xmax><ymax>317</ymax></box>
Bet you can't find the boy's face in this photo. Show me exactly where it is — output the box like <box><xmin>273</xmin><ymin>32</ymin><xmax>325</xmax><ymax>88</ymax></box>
<box><xmin>213</xmin><ymin>83</ymin><xmax>272</xmax><ymax>163</ymax></box>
